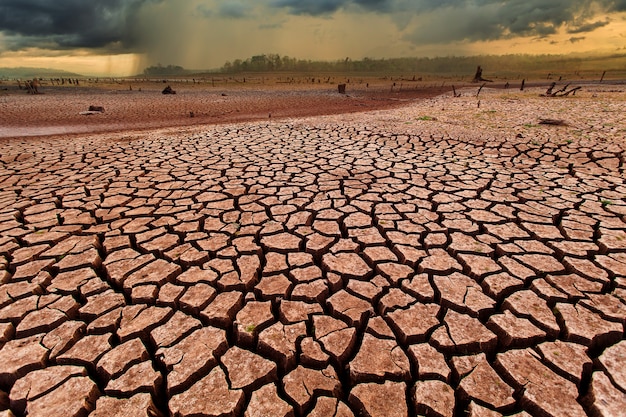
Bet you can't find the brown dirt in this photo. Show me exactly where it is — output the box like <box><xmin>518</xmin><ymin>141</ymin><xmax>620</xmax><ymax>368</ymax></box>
<box><xmin>0</xmin><ymin>82</ymin><xmax>451</xmax><ymax>140</ymax></box>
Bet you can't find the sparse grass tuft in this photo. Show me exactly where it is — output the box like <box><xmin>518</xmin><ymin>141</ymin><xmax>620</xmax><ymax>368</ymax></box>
<box><xmin>601</xmin><ymin>199</ymin><xmax>613</xmax><ymax>207</ymax></box>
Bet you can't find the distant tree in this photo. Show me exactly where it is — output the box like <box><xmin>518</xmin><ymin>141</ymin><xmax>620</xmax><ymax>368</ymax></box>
<box><xmin>143</xmin><ymin>64</ymin><xmax>187</xmax><ymax>76</ymax></box>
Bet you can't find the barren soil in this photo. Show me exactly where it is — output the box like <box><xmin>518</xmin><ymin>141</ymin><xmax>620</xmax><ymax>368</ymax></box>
<box><xmin>0</xmin><ymin>82</ymin><xmax>625</xmax><ymax>417</ymax></box>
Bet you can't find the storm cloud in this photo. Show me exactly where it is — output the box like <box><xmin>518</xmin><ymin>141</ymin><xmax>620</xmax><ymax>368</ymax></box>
<box><xmin>0</xmin><ymin>0</ymin><xmax>623</xmax><ymax>60</ymax></box>
<box><xmin>270</xmin><ymin>0</ymin><xmax>625</xmax><ymax>41</ymax></box>
<box><xmin>0</xmin><ymin>0</ymin><xmax>152</xmax><ymax>51</ymax></box>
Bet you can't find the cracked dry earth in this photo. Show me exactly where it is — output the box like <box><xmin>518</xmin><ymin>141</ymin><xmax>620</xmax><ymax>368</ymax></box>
<box><xmin>1</xmin><ymin>100</ymin><xmax>626</xmax><ymax>416</ymax></box>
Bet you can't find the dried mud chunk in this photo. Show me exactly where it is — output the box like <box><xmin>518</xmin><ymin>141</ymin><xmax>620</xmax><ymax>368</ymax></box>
<box><xmin>245</xmin><ymin>384</ymin><xmax>294</xmax><ymax>417</ymax></box>
<box><xmin>258</xmin><ymin>321</ymin><xmax>307</xmax><ymax>372</ymax></box>
<box><xmin>234</xmin><ymin>301</ymin><xmax>274</xmax><ymax>347</ymax></box>
<box><xmin>25</xmin><ymin>376</ymin><xmax>99</xmax><ymax>417</ymax></box>
<box><xmin>156</xmin><ymin>326</ymin><xmax>228</xmax><ymax>396</ymax></box>
<box><xmin>482</xmin><ymin>272</ymin><xmax>524</xmax><ymax>301</ymax></box>
<box><xmin>597</xmin><ymin>340</ymin><xmax>626</xmax><ymax>392</ymax></box>
<box><xmin>513</xmin><ymin>254</ymin><xmax>565</xmax><ymax>274</ymax></box>
<box><xmin>579</xmin><ymin>293</ymin><xmax>626</xmax><ymax>325</ymax></box>
<box><xmin>495</xmin><ymin>348</ymin><xmax>586</xmax><ymax>417</ymax></box>
<box><xmin>48</xmin><ymin>268</ymin><xmax>97</xmax><ymax>295</ymax></box>
<box><xmin>309</xmin><ymin>396</ymin><xmax>354</xmax><ymax>417</ymax></box>
<box><xmin>419</xmin><ymin>248</ymin><xmax>462</xmax><ymax>275</ymax></box>
<box><xmin>150</xmin><ymin>310</ymin><xmax>202</xmax><ymax>349</ymax></box>
<box><xmin>313</xmin><ymin>315</ymin><xmax>357</xmax><ymax>364</ymax></box>
<box><xmin>0</xmin><ymin>322</ymin><xmax>14</xmax><ymax>345</ymax></box>
<box><xmin>221</xmin><ymin>346</ymin><xmax>277</xmax><ymax>392</ymax></box>
<box><xmin>0</xmin><ymin>334</ymin><xmax>48</xmax><ymax>387</ymax></box>
<box><xmin>279</xmin><ymin>300</ymin><xmax>323</xmax><ymax>324</ymax></box>
<box><xmin>255</xmin><ymin>274</ymin><xmax>292</xmax><ymax>300</ymax></box>
<box><xmin>123</xmin><ymin>259</ymin><xmax>181</xmax><ymax>290</ymax></box>
<box><xmin>407</xmin><ymin>343</ymin><xmax>451</xmax><ymax>382</ymax></box>
<box><xmin>117</xmin><ymin>305</ymin><xmax>173</xmax><ymax>343</ymax></box>
<box><xmin>502</xmin><ymin>290</ymin><xmax>560</xmax><ymax>338</ymax></box>
<box><xmin>56</xmin><ymin>333</ymin><xmax>112</xmax><ymax>370</ymax></box>
<box><xmin>350</xmin><ymin>380</ymin><xmax>408</xmax><ymax>417</ymax></box>
<box><xmin>156</xmin><ymin>282</ymin><xmax>185</xmax><ymax>307</ymax></box>
<box><xmin>545</xmin><ymin>273</ymin><xmax>603</xmax><ymax>300</ymax></box>
<box><xmin>176</xmin><ymin>267</ymin><xmax>218</xmax><ymax>285</ymax></box>
<box><xmin>9</xmin><ymin>365</ymin><xmax>87</xmax><ymax>414</ymax></box>
<box><xmin>453</xmin><ymin>355</ymin><xmax>515</xmax><ymax>411</ymax></box>
<box><xmin>535</xmin><ymin>340</ymin><xmax>592</xmax><ymax>386</ymax></box>
<box><xmin>78</xmin><ymin>290</ymin><xmax>125</xmax><ymax>321</ymax></box>
<box><xmin>322</xmin><ymin>252</ymin><xmax>373</xmax><ymax>279</ymax></box>
<box><xmin>467</xmin><ymin>402</ymin><xmax>503</xmax><ymax>417</ymax></box>
<box><xmin>386</xmin><ymin>302</ymin><xmax>440</xmax><ymax>345</ymax></box>
<box><xmin>168</xmin><ymin>366</ymin><xmax>244</xmax><ymax>417</ymax></box>
<box><xmin>327</xmin><ymin>290</ymin><xmax>373</xmax><ymax>328</ymax></box>
<box><xmin>42</xmin><ymin>320</ymin><xmax>85</xmax><ymax>360</ymax></box>
<box><xmin>96</xmin><ymin>338</ymin><xmax>149</xmax><ymax>381</ymax></box>
<box><xmin>583</xmin><ymin>371</ymin><xmax>626</xmax><ymax>417</ymax></box>
<box><xmin>86</xmin><ymin>308</ymin><xmax>121</xmax><ymax>335</ymax></box>
<box><xmin>348</xmin><ymin>333</ymin><xmax>411</xmax><ymax>384</ymax></box>
<box><xmin>366</xmin><ymin>316</ymin><xmax>395</xmax><ymax>339</ymax></box>
<box><xmin>283</xmin><ymin>365</ymin><xmax>341</xmax><ymax>415</ymax></box>
<box><xmin>292</xmin><ymin>279</ymin><xmax>329</xmax><ymax>303</ymax></box>
<box><xmin>89</xmin><ymin>393</ymin><xmax>164</xmax><ymax>417</ymax></box>
<box><xmin>412</xmin><ymin>380</ymin><xmax>455</xmax><ymax>417</ymax></box>
<box><xmin>378</xmin><ymin>288</ymin><xmax>416</xmax><ymax>314</ymax></box>
<box><xmin>200</xmin><ymin>291</ymin><xmax>243</xmax><ymax>328</ymax></box>
<box><xmin>15</xmin><ymin>307</ymin><xmax>68</xmax><ymax>338</ymax></box>
<box><xmin>178</xmin><ymin>283</ymin><xmax>216</xmax><ymax>315</ymax></box>
<box><xmin>430</xmin><ymin>310</ymin><xmax>497</xmax><ymax>355</ymax></box>
<box><xmin>376</xmin><ymin>262</ymin><xmax>414</xmax><ymax>285</ymax></box>
<box><xmin>104</xmin><ymin>361</ymin><xmax>162</xmax><ymax>396</ymax></box>
<box><xmin>555</xmin><ymin>303</ymin><xmax>622</xmax><ymax>350</ymax></box>
<box><xmin>299</xmin><ymin>337</ymin><xmax>330</xmax><ymax>368</ymax></box>
<box><xmin>434</xmin><ymin>272</ymin><xmax>495</xmax><ymax>318</ymax></box>
<box><xmin>347</xmin><ymin>279</ymin><xmax>384</xmax><ymax>303</ymax></box>
<box><xmin>401</xmin><ymin>273</ymin><xmax>435</xmax><ymax>302</ymax></box>
<box><xmin>261</xmin><ymin>233</ymin><xmax>302</xmax><ymax>252</ymax></box>
<box><xmin>486</xmin><ymin>310</ymin><xmax>546</xmax><ymax>349</ymax></box>
<box><xmin>458</xmin><ymin>253</ymin><xmax>502</xmax><ymax>280</ymax></box>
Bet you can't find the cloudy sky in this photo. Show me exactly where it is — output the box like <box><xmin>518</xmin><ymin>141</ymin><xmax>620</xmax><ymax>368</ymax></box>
<box><xmin>0</xmin><ymin>0</ymin><xmax>625</xmax><ymax>76</ymax></box>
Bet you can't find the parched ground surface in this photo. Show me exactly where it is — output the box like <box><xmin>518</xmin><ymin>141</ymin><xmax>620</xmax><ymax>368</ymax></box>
<box><xmin>0</xmin><ymin>85</ymin><xmax>625</xmax><ymax>417</ymax></box>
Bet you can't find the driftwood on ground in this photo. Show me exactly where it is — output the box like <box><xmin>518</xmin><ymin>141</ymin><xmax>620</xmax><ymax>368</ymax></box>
<box><xmin>542</xmin><ymin>83</ymin><xmax>581</xmax><ymax>97</ymax></box>
<box><xmin>472</xmin><ymin>66</ymin><xmax>493</xmax><ymax>83</ymax></box>
<box><xmin>539</xmin><ymin>118</ymin><xmax>568</xmax><ymax>126</ymax></box>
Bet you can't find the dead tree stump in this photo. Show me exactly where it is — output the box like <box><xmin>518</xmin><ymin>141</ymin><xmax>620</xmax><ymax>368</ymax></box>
<box><xmin>472</xmin><ymin>66</ymin><xmax>493</xmax><ymax>83</ymax></box>
<box><xmin>338</xmin><ymin>84</ymin><xmax>346</xmax><ymax>94</ymax></box>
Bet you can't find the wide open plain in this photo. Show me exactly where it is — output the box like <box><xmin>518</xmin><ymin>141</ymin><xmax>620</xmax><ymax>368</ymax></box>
<box><xmin>0</xmin><ymin>80</ymin><xmax>625</xmax><ymax>417</ymax></box>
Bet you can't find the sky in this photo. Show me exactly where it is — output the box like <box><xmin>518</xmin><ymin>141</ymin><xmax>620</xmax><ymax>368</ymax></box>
<box><xmin>0</xmin><ymin>0</ymin><xmax>625</xmax><ymax>76</ymax></box>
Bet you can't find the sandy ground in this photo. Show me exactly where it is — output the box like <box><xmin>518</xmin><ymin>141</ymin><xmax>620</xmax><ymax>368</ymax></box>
<box><xmin>0</xmin><ymin>81</ymin><xmax>625</xmax><ymax>417</ymax></box>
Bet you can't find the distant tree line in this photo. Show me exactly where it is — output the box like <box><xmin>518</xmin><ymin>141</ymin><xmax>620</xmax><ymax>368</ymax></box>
<box><xmin>218</xmin><ymin>53</ymin><xmax>626</xmax><ymax>77</ymax></box>
<box><xmin>143</xmin><ymin>64</ymin><xmax>189</xmax><ymax>76</ymax></box>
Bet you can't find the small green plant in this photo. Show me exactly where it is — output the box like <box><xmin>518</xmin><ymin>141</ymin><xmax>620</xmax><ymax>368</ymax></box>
<box><xmin>565</xmin><ymin>139</ymin><xmax>573</xmax><ymax>144</ymax></box>
<box><xmin>244</xmin><ymin>324</ymin><xmax>256</xmax><ymax>333</ymax></box>
<box><xmin>601</xmin><ymin>199</ymin><xmax>613</xmax><ymax>207</ymax></box>
<box><xmin>417</xmin><ymin>116</ymin><xmax>436</xmax><ymax>121</ymax></box>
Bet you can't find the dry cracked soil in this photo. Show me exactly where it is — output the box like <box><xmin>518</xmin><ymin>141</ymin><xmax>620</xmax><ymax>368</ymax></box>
<box><xmin>0</xmin><ymin>89</ymin><xmax>625</xmax><ymax>417</ymax></box>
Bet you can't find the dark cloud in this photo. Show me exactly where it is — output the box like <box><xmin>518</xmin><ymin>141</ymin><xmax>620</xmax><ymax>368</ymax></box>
<box><xmin>0</xmin><ymin>0</ymin><xmax>155</xmax><ymax>51</ymax></box>
<box><xmin>268</xmin><ymin>0</ymin><xmax>349</xmax><ymax>15</ymax></box>
<box><xmin>271</xmin><ymin>0</ymin><xmax>623</xmax><ymax>43</ymax></box>
<box><xmin>568</xmin><ymin>20</ymin><xmax>610</xmax><ymax>33</ymax></box>
<box><xmin>1</xmin><ymin>0</ymin><xmax>623</xmax><ymax>56</ymax></box>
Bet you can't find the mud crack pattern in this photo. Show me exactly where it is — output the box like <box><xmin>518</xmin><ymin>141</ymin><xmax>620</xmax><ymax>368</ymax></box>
<box><xmin>0</xmin><ymin>121</ymin><xmax>625</xmax><ymax>417</ymax></box>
